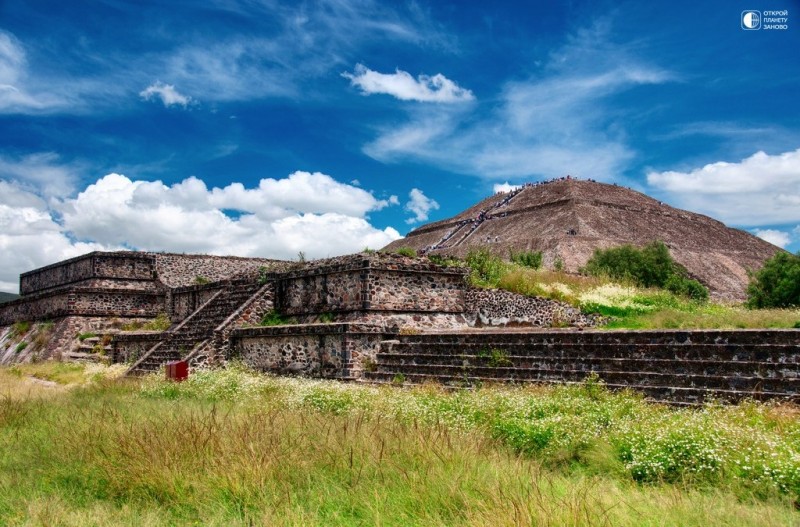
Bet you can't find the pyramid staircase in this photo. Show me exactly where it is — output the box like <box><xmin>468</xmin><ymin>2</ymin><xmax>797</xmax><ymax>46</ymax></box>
<box><xmin>362</xmin><ymin>331</ymin><xmax>800</xmax><ymax>404</ymax></box>
<box><xmin>126</xmin><ymin>280</ymin><xmax>263</xmax><ymax>375</ymax></box>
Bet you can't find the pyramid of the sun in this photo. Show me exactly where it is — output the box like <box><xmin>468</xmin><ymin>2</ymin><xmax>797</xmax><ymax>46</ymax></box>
<box><xmin>382</xmin><ymin>178</ymin><xmax>781</xmax><ymax>301</ymax></box>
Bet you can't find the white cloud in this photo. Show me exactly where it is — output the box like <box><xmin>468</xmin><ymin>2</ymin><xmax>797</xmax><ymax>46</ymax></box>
<box><xmin>0</xmin><ymin>152</ymin><xmax>80</xmax><ymax>198</ymax></box>
<box><xmin>0</xmin><ymin>184</ymin><xmax>109</xmax><ymax>292</ymax></box>
<box><xmin>57</xmin><ymin>172</ymin><xmax>401</xmax><ymax>255</ymax></box>
<box><xmin>752</xmin><ymin>229</ymin><xmax>791</xmax><ymax>249</ymax></box>
<box><xmin>647</xmin><ymin>148</ymin><xmax>800</xmax><ymax>225</ymax></box>
<box><xmin>362</xmin><ymin>22</ymin><xmax>672</xmax><ymax>181</ymax></box>
<box><xmin>139</xmin><ymin>82</ymin><xmax>192</xmax><ymax>107</ymax></box>
<box><xmin>343</xmin><ymin>64</ymin><xmax>474</xmax><ymax>103</ymax></box>
<box><xmin>0</xmin><ymin>31</ymin><xmax>69</xmax><ymax>113</ymax></box>
<box><xmin>493</xmin><ymin>182</ymin><xmax>520</xmax><ymax>193</ymax></box>
<box><xmin>0</xmin><ymin>171</ymin><xmax>402</xmax><ymax>291</ymax></box>
<box><xmin>404</xmin><ymin>188</ymin><xmax>439</xmax><ymax>224</ymax></box>
<box><xmin>0</xmin><ymin>2</ymin><xmax>454</xmax><ymax>113</ymax></box>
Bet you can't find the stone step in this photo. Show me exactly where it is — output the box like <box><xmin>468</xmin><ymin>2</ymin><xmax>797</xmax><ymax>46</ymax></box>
<box><xmin>361</xmin><ymin>373</ymin><xmax>796</xmax><ymax>404</ymax></box>
<box><xmin>366</xmin><ymin>364</ymin><xmax>799</xmax><ymax>393</ymax></box>
<box><xmin>375</xmin><ymin>353</ymin><xmax>800</xmax><ymax>376</ymax></box>
<box><xmin>392</xmin><ymin>332</ymin><xmax>800</xmax><ymax>346</ymax></box>
<box><xmin>383</xmin><ymin>342</ymin><xmax>800</xmax><ymax>362</ymax></box>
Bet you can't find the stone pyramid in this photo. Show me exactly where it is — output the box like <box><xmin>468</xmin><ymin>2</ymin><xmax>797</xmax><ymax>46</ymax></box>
<box><xmin>382</xmin><ymin>178</ymin><xmax>782</xmax><ymax>301</ymax></box>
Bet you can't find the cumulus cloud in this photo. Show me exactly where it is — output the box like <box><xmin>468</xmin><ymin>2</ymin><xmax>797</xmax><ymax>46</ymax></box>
<box><xmin>404</xmin><ymin>188</ymin><xmax>439</xmax><ymax>224</ymax></box>
<box><xmin>493</xmin><ymin>182</ymin><xmax>520</xmax><ymax>193</ymax></box>
<box><xmin>343</xmin><ymin>64</ymin><xmax>474</xmax><ymax>103</ymax></box>
<box><xmin>752</xmin><ymin>229</ymin><xmax>791</xmax><ymax>249</ymax></box>
<box><xmin>361</xmin><ymin>22</ymin><xmax>672</xmax><ymax>180</ymax></box>
<box><xmin>647</xmin><ymin>148</ymin><xmax>800</xmax><ymax>225</ymax></box>
<box><xmin>0</xmin><ymin>171</ymin><xmax>402</xmax><ymax>291</ymax></box>
<box><xmin>139</xmin><ymin>82</ymin><xmax>192</xmax><ymax>107</ymax></box>
<box><xmin>0</xmin><ymin>183</ymin><xmax>109</xmax><ymax>291</ymax></box>
<box><xmin>57</xmin><ymin>172</ymin><xmax>401</xmax><ymax>254</ymax></box>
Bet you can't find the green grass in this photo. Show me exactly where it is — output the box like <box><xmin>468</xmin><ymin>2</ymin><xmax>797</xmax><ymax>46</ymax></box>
<box><xmin>0</xmin><ymin>363</ymin><xmax>798</xmax><ymax>526</ymax></box>
<box><xmin>476</xmin><ymin>259</ymin><xmax>800</xmax><ymax>329</ymax></box>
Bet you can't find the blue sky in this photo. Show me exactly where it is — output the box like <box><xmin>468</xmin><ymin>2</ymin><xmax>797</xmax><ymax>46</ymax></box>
<box><xmin>1</xmin><ymin>0</ymin><xmax>799</xmax><ymax>292</ymax></box>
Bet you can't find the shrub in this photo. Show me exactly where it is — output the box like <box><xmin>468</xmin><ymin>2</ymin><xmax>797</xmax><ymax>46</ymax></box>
<box><xmin>394</xmin><ymin>247</ymin><xmax>417</xmax><ymax>258</ymax></box>
<box><xmin>479</xmin><ymin>348</ymin><xmax>513</xmax><ymax>367</ymax></box>
<box><xmin>15</xmin><ymin>342</ymin><xmax>27</xmax><ymax>353</ymax></box>
<box><xmin>582</xmin><ymin>241</ymin><xmax>708</xmax><ymax>300</ymax></box>
<box><xmin>746</xmin><ymin>251</ymin><xmax>800</xmax><ymax>308</ymax></box>
<box><xmin>466</xmin><ymin>249</ymin><xmax>506</xmax><ymax>287</ymax></box>
<box><xmin>77</xmin><ymin>332</ymin><xmax>97</xmax><ymax>342</ymax></box>
<box><xmin>664</xmin><ymin>274</ymin><xmax>709</xmax><ymax>301</ymax></box>
<box><xmin>142</xmin><ymin>313</ymin><xmax>171</xmax><ymax>331</ymax></box>
<box><xmin>553</xmin><ymin>257</ymin><xmax>565</xmax><ymax>272</ymax></box>
<box><xmin>510</xmin><ymin>249</ymin><xmax>543</xmax><ymax>269</ymax></box>
<box><xmin>11</xmin><ymin>321</ymin><xmax>30</xmax><ymax>338</ymax></box>
<box><xmin>194</xmin><ymin>275</ymin><xmax>210</xmax><ymax>285</ymax></box>
<box><xmin>319</xmin><ymin>312</ymin><xmax>334</xmax><ymax>323</ymax></box>
<box><xmin>259</xmin><ymin>310</ymin><xmax>296</xmax><ymax>326</ymax></box>
<box><xmin>427</xmin><ymin>254</ymin><xmax>463</xmax><ymax>267</ymax></box>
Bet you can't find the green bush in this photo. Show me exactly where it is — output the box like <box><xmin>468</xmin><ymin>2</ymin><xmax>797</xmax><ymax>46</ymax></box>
<box><xmin>394</xmin><ymin>247</ymin><xmax>417</xmax><ymax>258</ymax></box>
<box><xmin>77</xmin><ymin>332</ymin><xmax>97</xmax><ymax>342</ymax></box>
<box><xmin>510</xmin><ymin>249</ymin><xmax>543</xmax><ymax>269</ymax></box>
<box><xmin>14</xmin><ymin>342</ymin><xmax>27</xmax><ymax>353</ymax></box>
<box><xmin>664</xmin><ymin>274</ymin><xmax>709</xmax><ymax>301</ymax></box>
<box><xmin>259</xmin><ymin>310</ymin><xmax>296</xmax><ymax>326</ymax></box>
<box><xmin>746</xmin><ymin>251</ymin><xmax>800</xmax><ymax>308</ymax></box>
<box><xmin>465</xmin><ymin>249</ymin><xmax>506</xmax><ymax>287</ymax></box>
<box><xmin>582</xmin><ymin>241</ymin><xmax>708</xmax><ymax>300</ymax></box>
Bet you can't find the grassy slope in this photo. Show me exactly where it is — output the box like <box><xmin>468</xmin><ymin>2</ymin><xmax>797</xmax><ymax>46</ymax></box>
<box><xmin>1</xmin><ymin>363</ymin><xmax>799</xmax><ymax>526</ymax></box>
<box><xmin>487</xmin><ymin>264</ymin><xmax>800</xmax><ymax>329</ymax></box>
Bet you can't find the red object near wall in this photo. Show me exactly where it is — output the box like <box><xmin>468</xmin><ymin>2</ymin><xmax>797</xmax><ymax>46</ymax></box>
<box><xmin>165</xmin><ymin>360</ymin><xmax>189</xmax><ymax>382</ymax></box>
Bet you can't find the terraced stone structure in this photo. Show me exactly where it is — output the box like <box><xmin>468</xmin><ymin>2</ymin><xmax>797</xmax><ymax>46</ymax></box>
<box><xmin>0</xmin><ymin>248</ymin><xmax>798</xmax><ymax>403</ymax></box>
<box><xmin>383</xmin><ymin>178</ymin><xmax>782</xmax><ymax>302</ymax></box>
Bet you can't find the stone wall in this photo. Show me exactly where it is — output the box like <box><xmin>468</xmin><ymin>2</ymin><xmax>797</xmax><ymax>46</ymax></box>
<box><xmin>112</xmin><ymin>332</ymin><xmax>165</xmax><ymax>364</ymax></box>
<box><xmin>274</xmin><ymin>254</ymin><xmax>467</xmax><ymax>315</ymax></box>
<box><xmin>153</xmin><ymin>254</ymin><xmax>286</xmax><ymax>288</ymax></box>
<box><xmin>20</xmin><ymin>252</ymin><xmax>156</xmax><ymax>295</ymax></box>
<box><xmin>170</xmin><ymin>283</ymin><xmax>227</xmax><ymax>321</ymax></box>
<box><xmin>232</xmin><ymin>323</ymin><xmax>392</xmax><ymax>378</ymax></box>
<box><xmin>0</xmin><ymin>287</ymin><xmax>165</xmax><ymax>325</ymax></box>
<box><xmin>364</xmin><ymin>329</ymin><xmax>800</xmax><ymax>403</ymax></box>
<box><xmin>464</xmin><ymin>288</ymin><xmax>604</xmax><ymax>328</ymax></box>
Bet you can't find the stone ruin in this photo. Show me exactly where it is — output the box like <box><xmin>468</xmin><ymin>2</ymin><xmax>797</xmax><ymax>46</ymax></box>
<box><xmin>0</xmin><ymin>248</ymin><xmax>797</xmax><ymax>404</ymax></box>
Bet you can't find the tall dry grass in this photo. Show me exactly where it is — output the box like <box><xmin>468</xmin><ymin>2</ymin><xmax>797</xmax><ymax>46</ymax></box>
<box><xmin>1</xmin><ymin>363</ymin><xmax>799</xmax><ymax>525</ymax></box>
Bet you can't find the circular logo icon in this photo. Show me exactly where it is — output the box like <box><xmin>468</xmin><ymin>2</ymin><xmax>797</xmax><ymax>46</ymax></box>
<box><xmin>742</xmin><ymin>11</ymin><xmax>761</xmax><ymax>29</ymax></box>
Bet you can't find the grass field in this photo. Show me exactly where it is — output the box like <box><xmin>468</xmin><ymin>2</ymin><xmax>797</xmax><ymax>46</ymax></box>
<box><xmin>1</xmin><ymin>362</ymin><xmax>799</xmax><ymax>526</ymax></box>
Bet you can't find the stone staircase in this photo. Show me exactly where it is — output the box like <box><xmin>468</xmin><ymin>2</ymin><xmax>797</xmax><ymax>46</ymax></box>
<box><xmin>127</xmin><ymin>280</ymin><xmax>262</xmax><ymax>374</ymax></box>
<box><xmin>64</xmin><ymin>336</ymin><xmax>113</xmax><ymax>363</ymax></box>
<box><xmin>362</xmin><ymin>330</ymin><xmax>800</xmax><ymax>404</ymax></box>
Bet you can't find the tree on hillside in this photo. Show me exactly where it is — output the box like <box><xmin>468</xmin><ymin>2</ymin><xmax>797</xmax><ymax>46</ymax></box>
<box><xmin>746</xmin><ymin>251</ymin><xmax>800</xmax><ymax>308</ymax></box>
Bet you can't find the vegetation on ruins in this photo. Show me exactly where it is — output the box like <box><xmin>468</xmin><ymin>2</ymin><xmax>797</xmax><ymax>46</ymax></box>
<box><xmin>747</xmin><ymin>251</ymin><xmax>800</xmax><ymax>309</ymax></box>
<box><xmin>452</xmin><ymin>248</ymin><xmax>799</xmax><ymax>329</ymax></box>
<box><xmin>121</xmin><ymin>313</ymin><xmax>172</xmax><ymax>332</ymax></box>
<box><xmin>509</xmin><ymin>249</ymin><xmax>543</xmax><ymax>269</ymax></box>
<box><xmin>581</xmin><ymin>241</ymin><xmax>709</xmax><ymax>301</ymax></box>
<box><xmin>258</xmin><ymin>309</ymin><xmax>297</xmax><ymax>326</ymax></box>
<box><xmin>193</xmin><ymin>275</ymin><xmax>210</xmax><ymax>285</ymax></box>
<box><xmin>0</xmin><ymin>362</ymin><xmax>798</xmax><ymax>526</ymax></box>
<box><xmin>393</xmin><ymin>246</ymin><xmax>418</xmax><ymax>258</ymax></box>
